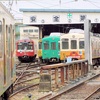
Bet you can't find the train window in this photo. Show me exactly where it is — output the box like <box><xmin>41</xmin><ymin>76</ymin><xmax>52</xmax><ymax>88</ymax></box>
<box><xmin>0</xmin><ymin>21</ymin><xmax>2</xmax><ymax>58</ymax></box>
<box><xmin>51</xmin><ymin>42</ymin><xmax>56</xmax><ymax>50</ymax></box>
<box><xmin>62</xmin><ymin>39</ymin><xmax>69</xmax><ymax>49</ymax></box>
<box><xmin>29</xmin><ymin>30</ymin><xmax>33</xmax><ymax>32</ymax></box>
<box><xmin>18</xmin><ymin>43</ymin><xmax>23</xmax><ymax>50</ymax></box>
<box><xmin>8</xmin><ymin>27</ymin><xmax>11</xmax><ymax>56</ymax></box>
<box><xmin>34</xmin><ymin>29</ymin><xmax>39</xmax><ymax>33</ymax></box>
<box><xmin>18</xmin><ymin>42</ymin><xmax>33</xmax><ymax>50</ymax></box>
<box><xmin>23</xmin><ymin>30</ymin><xmax>28</xmax><ymax>32</ymax></box>
<box><xmin>79</xmin><ymin>41</ymin><xmax>84</xmax><ymax>49</ymax></box>
<box><xmin>71</xmin><ymin>40</ymin><xmax>77</xmax><ymax>49</ymax></box>
<box><xmin>44</xmin><ymin>41</ymin><xmax>49</xmax><ymax>50</ymax></box>
<box><xmin>27</xmin><ymin>44</ymin><xmax>33</xmax><ymax>50</ymax></box>
<box><xmin>22</xmin><ymin>43</ymin><xmax>27</xmax><ymax>50</ymax></box>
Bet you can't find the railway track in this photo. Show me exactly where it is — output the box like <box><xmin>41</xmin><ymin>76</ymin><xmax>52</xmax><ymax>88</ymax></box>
<box><xmin>9</xmin><ymin>62</ymin><xmax>47</xmax><ymax>99</ymax></box>
<box><xmin>86</xmin><ymin>88</ymin><xmax>100</xmax><ymax>100</ymax></box>
<box><xmin>9</xmin><ymin>61</ymin><xmax>100</xmax><ymax>100</ymax></box>
<box><xmin>37</xmin><ymin>73</ymin><xmax>100</xmax><ymax>100</ymax></box>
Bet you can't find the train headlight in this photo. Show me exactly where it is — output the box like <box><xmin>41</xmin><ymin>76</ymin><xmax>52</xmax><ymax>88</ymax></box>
<box><xmin>79</xmin><ymin>51</ymin><xmax>82</xmax><ymax>55</ymax></box>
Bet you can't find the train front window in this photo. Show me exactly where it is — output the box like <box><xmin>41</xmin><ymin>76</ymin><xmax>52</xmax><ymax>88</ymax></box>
<box><xmin>79</xmin><ymin>41</ymin><xmax>84</xmax><ymax>49</ymax></box>
<box><xmin>18</xmin><ymin>42</ymin><xmax>33</xmax><ymax>50</ymax></box>
<box><xmin>62</xmin><ymin>39</ymin><xmax>69</xmax><ymax>49</ymax></box>
<box><xmin>18</xmin><ymin>43</ymin><xmax>23</xmax><ymax>50</ymax></box>
<box><xmin>27</xmin><ymin>44</ymin><xmax>33</xmax><ymax>50</ymax></box>
<box><xmin>44</xmin><ymin>41</ymin><xmax>49</xmax><ymax>50</ymax></box>
<box><xmin>51</xmin><ymin>42</ymin><xmax>56</xmax><ymax>50</ymax></box>
<box><xmin>71</xmin><ymin>40</ymin><xmax>77</xmax><ymax>49</ymax></box>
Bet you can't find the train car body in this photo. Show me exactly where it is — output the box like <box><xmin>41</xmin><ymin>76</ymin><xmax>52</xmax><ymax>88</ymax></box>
<box><xmin>16</xmin><ymin>39</ymin><xmax>37</xmax><ymax>62</ymax></box>
<box><xmin>0</xmin><ymin>3</ymin><xmax>16</xmax><ymax>99</ymax></box>
<box><xmin>91</xmin><ymin>34</ymin><xmax>100</xmax><ymax>66</ymax></box>
<box><xmin>42</xmin><ymin>36</ymin><xmax>60</xmax><ymax>63</ymax></box>
<box><xmin>60</xmin><ymin>30</ymin><xmax>100</xmax><ymax>66</ymax></box>
<box><xmin>38</xmin><ymin>39</ymin><xmax>42</xmax><ymax>62</ymax></box>
<box><xmin>60</xmin><ymin>33</ymin><xmax>85</xmax><ymax>61</ymax></box>
<box><xmin>20</xmin><ymin>26</ymin><xmax>39</xmax><ymax>57</ymax></box>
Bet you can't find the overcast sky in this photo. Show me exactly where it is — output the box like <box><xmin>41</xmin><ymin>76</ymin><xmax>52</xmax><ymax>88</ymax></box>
<box><xmin>1</xmin><ymin>0</ymin><xmax>100</xmax><ymax>19</ymax></box>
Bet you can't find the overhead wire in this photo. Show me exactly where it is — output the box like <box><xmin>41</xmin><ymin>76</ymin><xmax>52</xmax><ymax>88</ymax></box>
<box><xmin>1</xmin><ymin>0</ymin><xmax>98</xmax><ymax>31</ymax></box>
<box><xmin>1</xmin><ymin>2</ymin><xmax>68</xmax><ymax>30</ymax></box>
<box><xmin>0</xmin><ymin>0</ymin><xmax>85</xmax><ymax>32</ymax></box>
<box><xmin>86</xmin><ymin>0</ymin><xmax>100</xmax><ymax>8</ymax></box>
<box><xmin>24</xmin><ymin>0</ymin><xmax>74</xmax><ymax>9</ymax></box>
<box><xmin>1</xmin><ymin>0</ymin><xmax>75</xmax><ymax>16</ymax></box>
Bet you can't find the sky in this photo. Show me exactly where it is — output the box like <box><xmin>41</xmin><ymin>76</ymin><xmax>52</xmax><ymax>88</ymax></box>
<box><xmin>1</xmin><ymin>0</ymin><xmax>100</xmax><ymax>19</ymax></box>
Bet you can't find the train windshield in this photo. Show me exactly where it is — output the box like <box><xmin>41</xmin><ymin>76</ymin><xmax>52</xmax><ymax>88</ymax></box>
<box><xmin>18</xmin><ymin>42</ymin><xmax>33</xmax><ymax>50</ymax></box>
<box><xmin>43</xmin><ymin>41</ymin><xmax>49</xmax><ymax>50</ymax></box>
<box><xmin>62</xmin><ymin>39</ymin><xmax>69</xmax><ymax>49</ymax></box>
<box><xmin>79</xmin><ymin>40</ymin><xmax>84</xmax><ymax>49</ymax></box>
<box><xmin>71</xmin><ymin>40</ymin><xmax>77</xmax><ymax>49</ymax></box>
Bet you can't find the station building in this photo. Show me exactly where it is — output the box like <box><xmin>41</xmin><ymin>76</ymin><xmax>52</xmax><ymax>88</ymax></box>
<box><xmin>20</xmin><ymin>9</ymin><xmax>100</xmax><ymax>37</ymax></box>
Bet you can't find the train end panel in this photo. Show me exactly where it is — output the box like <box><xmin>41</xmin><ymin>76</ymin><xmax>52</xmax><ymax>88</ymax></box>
<box><xmin>60</xmin><ymin>50</ymin><xmax>85</xmax><ymax>62</ymax></box>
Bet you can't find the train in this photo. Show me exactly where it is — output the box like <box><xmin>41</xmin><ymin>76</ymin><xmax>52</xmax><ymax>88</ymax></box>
<box><xmin>60</xmin><ymin>29</ymin><xmax>100</xmax><ymax>66</ymax></box>
<box><xmin>0</xmin><ymin>3</ymin><xmax>16</xmax><ymax>100</ymax></box>
<box><xmin>20</xmin><ymin>26</ymin><xmax>39</xmax><ymax>58</ymax></box>
<box><xmin>41</xmin><ymin>29</ymin><xmax>100</xmax><ymax>66</ymax></box>
<box><xmin>16</xmin><ymin>38</ymin><xmax>37</xmax><ymax>62</ymax></box>
<box><xmin>41</xmin><ymin>32</ymin><xmax>65</xmax><ymax>63</ymax></box>
<box><xmin>60</xmin><ymin>30</ymin><xmax>85</xmax><ymax>61</ymax></box>
<box><xmin>38</xmin><ymin>39</ymin><xmax>42</xmax><ymax>62</ymax></box>
<box><xmin>16</xmin><ymin>26</ymin><xmax>40</xmax><ymax>62</ymax></box>
<box><xmin>42</xmin><ymin>35</ymin><xmax>60</xmax><ymax>63</ymax></box>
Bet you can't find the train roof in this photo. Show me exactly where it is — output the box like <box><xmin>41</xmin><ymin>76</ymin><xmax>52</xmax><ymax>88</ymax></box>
<box><xmin>0</xmin><ymin>3</ymin><xmax>14</xmax><ymax>18</ymax></box>
<box><xmin>50</xmin><ymin>32</ymin><xmax>65</xmax><ymax>36</ymax></box>
<box><xmin>61</xmin><ymin>32</ymin><xmax>84</xmax><ymax>38</ymax></box>
<box><xmin>16</xmin><ymin>39</ymin><xmax>34</xmax><ymax>43</ymax></box>
<box><xmin>69</xmin><ymin>29</ymin><xmax>84</xmax><ymax>34</ymax></box>
<box><xmin>42</xmin><ymin>35</ymin><xmax>60</xmax><ymax>40</ymax></box>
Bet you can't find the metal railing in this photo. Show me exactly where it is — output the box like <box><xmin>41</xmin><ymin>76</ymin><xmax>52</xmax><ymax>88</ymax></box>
<box><xmin>39</xmin><ymin>59</ymin><xmax>88</xmax><ymax>91</ymax></box>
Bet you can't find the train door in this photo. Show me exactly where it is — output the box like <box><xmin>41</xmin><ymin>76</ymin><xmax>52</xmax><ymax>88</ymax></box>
<box><xmin>8</xmin><ymin>25</ymin><xmax>12</xmax><ymax>78</ymax></box>
<box><xmin>51</xmin><ymin>41</ymin><xmax>57</xmax><ymax>58</ymax></box>
<box><xmin>0</xmin><ymin>20</ymin><xmax>3</xmax><ymax>87</ymax></box>
<box><xmin>70</xmin><ymin>38</ymin><xmax>78</xmax><ymax>60</ymax></box>
<box><xmin>11</xmin><ymin>26</ymin><xmax>15</xmax><ymax>78</ymax></box>
<box><xmin>3</xmin><ymin>18</ymin><xmax>7</xmax><ymax>84</ymax></box>
<box><xmin>5</xmin><ymin>25</ymin><xmax>11</xmax><ymax>83</ymax></box>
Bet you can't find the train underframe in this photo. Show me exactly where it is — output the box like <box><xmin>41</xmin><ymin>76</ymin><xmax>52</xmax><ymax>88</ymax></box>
<box><xmin>92</xmin><ymin>57</ymin><xmax>100</xmax><ymax>68</ymax></box>
<box><xmin>61</xmin><ymin>57</ymin><xmax>100</xmax><ymax>69</ymax></box>
<box><xmin>18</xmin><ymin>54</ymin><xmax>37</xmax><ymax>62</ymax></box>
<box><xmin>43</xmin><ymin>57</ymin><xmax>61</xmax><ymax>64</ymax></box>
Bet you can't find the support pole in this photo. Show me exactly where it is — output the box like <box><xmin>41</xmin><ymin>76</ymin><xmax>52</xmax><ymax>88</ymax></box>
<box><xmin>84</xmin><ymin>19</ymin><xmax>92</xmax><ymax>71</ymax></box>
